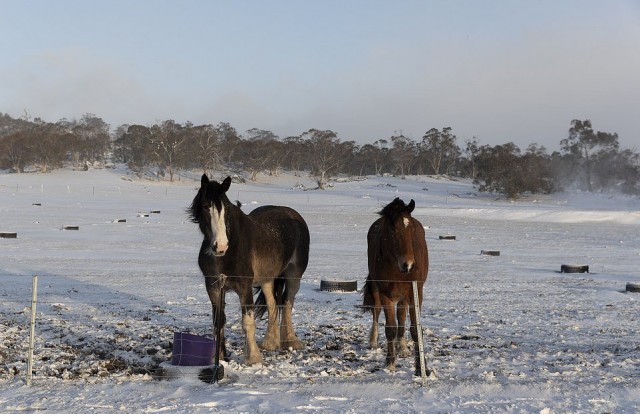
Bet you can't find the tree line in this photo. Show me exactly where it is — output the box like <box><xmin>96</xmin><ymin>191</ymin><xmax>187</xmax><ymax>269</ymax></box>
<box><xmin>1</xmin><ymin>112</ymin><xmax>638</xmax><ymax>198</ymax></box>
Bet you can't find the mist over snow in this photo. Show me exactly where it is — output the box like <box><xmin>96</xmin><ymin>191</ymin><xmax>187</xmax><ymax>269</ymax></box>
<box><xmin>1</xmin><ymin>168</ymin><xmax>639</xmax><ymax>413</ymax></box>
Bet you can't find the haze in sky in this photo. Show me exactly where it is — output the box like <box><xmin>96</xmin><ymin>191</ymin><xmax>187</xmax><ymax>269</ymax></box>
<box><xmin>1</xmin><ymin>0</ymin><xmax>639</xmax><ymax>150</ymax></box>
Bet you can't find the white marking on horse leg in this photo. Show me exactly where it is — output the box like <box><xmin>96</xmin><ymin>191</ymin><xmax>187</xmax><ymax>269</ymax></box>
<box><xmin>259</xmin><ymin>281</ymin><xmax>280</xmax><ymax>351</ymax></box>
<box><xmin>209</xmin><ymin>205</ymin><xmax>228</xmax><ymax>256</ymax></box>
<box><xmin>369</xmin><ymin>318</ymin><xmax>379</xmax><ymax>349</ymax></box>
<box><xmin>242</xmin><ymin>311</ymin><xmax>263</xmax><ymax>365</ymax></box>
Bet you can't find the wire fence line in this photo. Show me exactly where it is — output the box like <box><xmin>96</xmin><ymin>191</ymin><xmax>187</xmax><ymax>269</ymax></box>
<box><xmin>0</xmin><ymin>272</ymin><xmax>572</xmax><ymax>312</ymax></box>
<box><xmin>1</xmin><ymin>273</ymin><xmax>435</xmax><ymax>384</ymax></box>
<box><xmin>0</xmin><ymin>273</ymin><xmax>441</xmax><ymax>318</ymax></box>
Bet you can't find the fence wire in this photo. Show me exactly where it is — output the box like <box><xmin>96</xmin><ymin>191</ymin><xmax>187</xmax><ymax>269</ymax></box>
<box><xmin>1</xmin><ymin>272</ymin><xmax>437</xmax><ymax>384</ymax></box>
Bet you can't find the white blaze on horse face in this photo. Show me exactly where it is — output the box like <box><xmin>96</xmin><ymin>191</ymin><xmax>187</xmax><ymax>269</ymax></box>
<box><xmin>397</xmin><ymin>217</ymin><xmax>414</xmax><ymax>272</ymax></box>
<box><xmin>209</xmin><ymin>204</ymin><xmax>229</xmax><ymax>256</ymax></box>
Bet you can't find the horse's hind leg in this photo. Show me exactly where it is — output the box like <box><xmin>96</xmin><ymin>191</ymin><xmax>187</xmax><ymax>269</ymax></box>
<box><xmin>239</xmin><ymin>286</ymin><xmax>263</xmax><ymax>365</ymax></box>
<box><xmin>369</xmin><ymin>287</ymin><xmax>381</xmax><ymax>349</ymax></box>
<box><xmin>259</xmin><ymin>280</ymin><xmax>281</xmax><ymax>351</ymax></box>
<box><xmin>280</xmin><ymin>270</ymin><xmax>304</xmax><ymax>350</ymax></box>
<box><xmin>396</xmin><ymin>301</ymin><xmax>411</xmax><ymax>358</ymax></box>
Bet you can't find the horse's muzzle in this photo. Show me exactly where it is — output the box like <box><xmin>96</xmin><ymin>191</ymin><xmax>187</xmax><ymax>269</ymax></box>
<box><xmin>211</xmin><ymin>242</ymin><xmax>228</xmax><ymax>257</ymax></box>
<box><xmin>399</xmin><ymin>260</ymin><xmax>414</xmax><ymax>273</ymax></box>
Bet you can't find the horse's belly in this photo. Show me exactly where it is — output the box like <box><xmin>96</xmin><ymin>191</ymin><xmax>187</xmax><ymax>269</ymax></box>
<box><xmin>250</xmin><ymin>251</ymin><xmax>285</xmax><ymax>285</ymax></box>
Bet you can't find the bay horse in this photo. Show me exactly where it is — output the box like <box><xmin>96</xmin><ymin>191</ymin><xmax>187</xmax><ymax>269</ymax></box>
<box><xmin>189</xmin><ymin>175</ymin><xmax>310</xmax><ymax>365</ymax></box>
<box><xmin>362</xmin><ymin>197</ymin><xmax>429</xmax><ymax>374</ymax></box>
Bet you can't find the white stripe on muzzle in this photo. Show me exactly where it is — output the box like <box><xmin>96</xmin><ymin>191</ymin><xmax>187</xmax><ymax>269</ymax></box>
<box><xmin>209</xmin><ymin>204</ymin><xmax>228</xmax><ymax>256</ymax></box>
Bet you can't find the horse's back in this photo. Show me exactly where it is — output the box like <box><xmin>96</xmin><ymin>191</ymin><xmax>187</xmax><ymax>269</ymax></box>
<box><xmin>249</xmin><ymin>204</ymin><xmax>310</xmax><ymax>268</ymax></box>
<box><xmin>249</xmin><ymin>205</ymin><xmax>306</xmax><ymax>225</ymax></box>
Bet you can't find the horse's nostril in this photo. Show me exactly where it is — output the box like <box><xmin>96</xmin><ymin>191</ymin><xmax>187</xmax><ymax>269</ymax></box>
<box><xmin>400</xmin><ymin>261</ymin><xmax>413</xmax><ymax>273</ymax></box>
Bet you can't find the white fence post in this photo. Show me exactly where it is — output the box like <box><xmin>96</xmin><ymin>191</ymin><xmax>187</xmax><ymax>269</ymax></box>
<box><xmin>27</xmin><ymin>275</ymin><xmax>38</xmax><ymax>386</ymax></box>
<box><xmin>412</xmin><ymin>280</ymin><xmax>427</xmax><ymax>387</ymax></box>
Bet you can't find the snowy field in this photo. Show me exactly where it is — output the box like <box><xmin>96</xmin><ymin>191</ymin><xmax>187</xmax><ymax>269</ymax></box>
<box><xmin>1</xmin><ymin>168</ymin><xmax>639</xmax><ymax>413</ymax></box>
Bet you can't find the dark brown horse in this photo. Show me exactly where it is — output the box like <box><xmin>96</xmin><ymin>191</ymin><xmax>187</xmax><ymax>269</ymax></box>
<box><xmin>362</xmin><ymin>197</ymin><xmax>429</xmax><ymax>374</ymax></box>
<box><xmin>189</xmin><ymin>175</ymin><xmax>310</xmax><ymax>365</ymax></box>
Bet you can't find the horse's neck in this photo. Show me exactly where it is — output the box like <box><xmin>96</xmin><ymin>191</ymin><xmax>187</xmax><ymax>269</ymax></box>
<box><xmin>226</xmin><ymin>206</ymin><xmax>255</xmax><ymax>251</ymax></box>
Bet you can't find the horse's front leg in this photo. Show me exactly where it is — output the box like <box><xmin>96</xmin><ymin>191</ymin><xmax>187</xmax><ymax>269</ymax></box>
<box><xmin>206</xmin><ymin>278</ymin><xmax>228</xmax><ymax>361</ymax></box>
<box><xmin>381</xmin><ymin>296</ymin><xmax>399</xmax><ymax>371</ymax></box>
<box><xmin>259</xmin><ymin>280</ymin><xmax>281</xmax><ymax>351</ymax></box>
<box><xmin>396</xmin><ymin>301</ymin><xmax>411</xmax><ymax>358</ymax></box>
<box><xmin>239</xmin><ymin>287</ymin><xmax>263</xmax><ymax>365</ymax></box>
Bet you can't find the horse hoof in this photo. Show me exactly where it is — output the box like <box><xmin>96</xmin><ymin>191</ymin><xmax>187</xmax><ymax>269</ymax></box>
<box><xmin>414</xmin><ymin>367</ymin><xmax>432</xmax><ymax>377</ymax></box>
<box><xmin>282</xmin><ymin>339</ymin><xmax>305</xmax><ymax>351</ymax></box>
<box><xmin>398</xmin><ymin>350</ymin><xmax>412</xmax><ymax>358</ymax></box>
<box><xmin>244</xmin><ymin>350</ymin><xmax>264</xmax><ymax>366</ymax></box>
<box><xmin>245</xmin><ymin>355</ymin><xmax>263</xmax><ymax>366</ymax></box>
<box><xmin>259</xmin><ymin>340</ymin><xmax>280</xmax><ymax>352</ymax></box>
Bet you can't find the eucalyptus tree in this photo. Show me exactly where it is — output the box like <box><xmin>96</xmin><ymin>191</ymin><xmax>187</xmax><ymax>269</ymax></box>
<box><xmin>186</xmin><ymin>124</ymin><xmax>222</xmax><ymax>176</ymax></box>
<box><xmin>113</xmin><ymin>124</ymin><xmax>153</xmax><ymax>174</ymax></box>
<box><xmin>301</xmin><ymin>129</ymin><xmax>350</xmax><ymax>189</ymax></box>
<box><xmin>560</xmin><ymin>119</ymin><xmax>619</xmax><ymax>192</ymax></box>
<box><xmin>241</xmin><ymin>128</ymin><xmax>278</xmax><ymax>181</ymax></box>
<box><xmin>389</xmin><ymin>133</ymin><xmax>417</xmax><ymax>179</ymax></box>
<box><xmin>419</xmin><ymin>127</ymin><xmax>460</xmax><ymax>175</ymax></box>
<box><xmin>0</xmin><ymin>130</ymin><xmax>32</xmax><ymax>172</ymax></box>
<box><xmin>282</xmin><ymin>135</ymin><xmax>306</xmax><ymax>176</ymax></box>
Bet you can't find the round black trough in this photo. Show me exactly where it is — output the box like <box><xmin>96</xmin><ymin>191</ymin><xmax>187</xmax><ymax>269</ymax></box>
<box><xmin>0</xmin><ymin>232</ymin><xmax>18</xmax><ymax>239</ymax></box>
<box><xmin>481</xmin><ymin>250</ymin><xmax>500</xmax><ymax>256</ymax></box>
<box><xmin>320</xmin><ymin>280</ymin><xmax>358</xmax><ymax>292</ymax></box>
<box><xmin>560</xmin><ymin>264</ymin><xmax>589</xmax><ymax>273</ymax></box>
<box><xmin>439</xmin><ymin>235</ymin><xmax>456</xmax><ymax>240</ymax></box>
<box><xmin>626</xmin><ymin>283</ymin><xmax>640</xmax><ymax>293</ymax></box>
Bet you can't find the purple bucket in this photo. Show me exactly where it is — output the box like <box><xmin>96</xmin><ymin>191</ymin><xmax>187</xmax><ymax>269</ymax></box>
<box><xmin>171</xmin><ymin>332</ymin><xmax>215</xmax><ymax>366</ymax></box>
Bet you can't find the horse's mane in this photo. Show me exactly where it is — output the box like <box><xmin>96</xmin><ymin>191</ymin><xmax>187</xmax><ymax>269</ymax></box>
<box><xmin>188</xmin><ymin>187</ymin><xmax>203</xmax><ymax>223</ymax></box>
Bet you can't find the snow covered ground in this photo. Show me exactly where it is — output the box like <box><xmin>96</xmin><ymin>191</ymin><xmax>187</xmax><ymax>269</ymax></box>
<box><xmin>1</xmin><ymin>168</ymin><xmax>639</xmax><ymax>413</ymax></box>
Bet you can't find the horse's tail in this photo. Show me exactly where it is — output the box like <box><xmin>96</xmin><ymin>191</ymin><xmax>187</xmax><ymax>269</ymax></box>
<box><xmin>254</xmin><ymin>276</ymin><xmax>286</xmax><ymax>319</ymax></box>
<box><xmin>361</xmin><ymin>275</ymin><xmax>374</xmax><ymax>314</ymax></box>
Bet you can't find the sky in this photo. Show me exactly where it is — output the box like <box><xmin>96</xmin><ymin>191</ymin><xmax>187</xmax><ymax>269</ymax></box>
<box><xmin>1</xmin><ymin>0</ymin><xmax>639</xmax><ymax>150</ymax></box>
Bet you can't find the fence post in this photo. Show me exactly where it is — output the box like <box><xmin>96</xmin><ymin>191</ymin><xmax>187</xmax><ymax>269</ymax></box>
<box><xmin>27</xmin><ymin>275</ymin><xmax>38</xmax><ymax>386</ymax></box>
<box><xmin>412</xmin><ymin>281</ymin><xmax>427</xmax><ymax>387</ymax></box>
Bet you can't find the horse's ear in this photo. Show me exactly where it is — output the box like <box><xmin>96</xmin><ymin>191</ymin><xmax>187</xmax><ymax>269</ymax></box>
<box><xmin>221</xmin><ymin>176</ymin><xmax>232</xmax><ymax>192</ymax></box>
<box><xmin>201</xmin><ymin>174</ymin><xmax>209</xmax><ymax>187</ymax></box>
<box><xmin>407</xmin><ymin>199</ymin><xmax>415</xmax><ymax>213</ymax></box>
